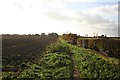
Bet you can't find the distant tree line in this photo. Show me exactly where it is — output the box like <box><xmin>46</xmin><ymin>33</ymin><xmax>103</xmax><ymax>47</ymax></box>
<box><xmin>2</xmin><ymin>32</ymin><xmax>59</xmax><ymax>37</ymax></box>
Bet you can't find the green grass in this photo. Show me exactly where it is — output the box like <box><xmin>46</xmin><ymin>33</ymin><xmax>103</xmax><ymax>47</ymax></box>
<box><xmin>17</xmin><ymin>53</ymin><xmax>72</xmax><ymax>79</ymax></box>
<box><xmin>67</xmin><ymin>42</ymin><xmax>120</xmax><ymax>79</ymax></box>
<box><xmin>17</xmin><ymin>42</ymin><xmax>72</xmax><ymax>79</ymax></box>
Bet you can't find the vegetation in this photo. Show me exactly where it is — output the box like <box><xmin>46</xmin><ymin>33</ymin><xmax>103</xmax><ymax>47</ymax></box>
<box><xmin>67</xmin><ymin>41</ymin><xmax>120</xmax><ymax>79</ymax></box>
<box><xmin>62</xmin><ymin>33</ymin><xmax>120</xmax><ymax>59</ymax></box>
<box><xmin>2</xmin><ymin>33</ymin><xmax>120</xmax><ymax>79</ymax></box>
<box><xmin>2</xmin><ymin>34</ymin><xmax>58</xmax><ymax>72</ymax></box>
<box><xmin>76</xmin><ymin>38</ymin><xmax>120</xmax><ymax>59</ymax></box>
<box><xmin>62</xmin><ymin>33</ymin><xmax>77</xmax><ymax>44</ymax></box>
<box><xmin>2</xmin><ymin>40</ymin><xmax>73</xmax><ymax>79</ymax></box>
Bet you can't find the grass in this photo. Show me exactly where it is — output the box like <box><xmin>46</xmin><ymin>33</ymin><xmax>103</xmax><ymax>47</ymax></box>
<box><xmin>67</xmin><ymin>42</ymin><xmax>120</xmax><ymax>79</ymax></box>
<box><xmin>17</xmin><ymin>41</ymin><xmax>73</xmax><ymax>79</ymax></box>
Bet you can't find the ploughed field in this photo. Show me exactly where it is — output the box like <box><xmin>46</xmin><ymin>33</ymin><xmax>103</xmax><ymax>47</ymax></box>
<box><xmin>2</xmin><ymin>35</ymin><xmax>58</xmax><ymax>72</ymax></box>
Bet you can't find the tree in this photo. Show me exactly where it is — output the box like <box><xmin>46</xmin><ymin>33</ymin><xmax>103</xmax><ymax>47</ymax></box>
<box><xmin>48</xmin><ymin>33</ymin><xmax>59</xmax><ymax>37</ymax></box>
<box><xmin>41</xmin><ymin>33</ymin><xmax>46</xmax><ymax>37</ymax></box>
<box><xmin>101</xmin><ymin>34</ymin><xmax>104</xmax><ymax>38</ymax></box>
<box><xmin>62</xmin><ymin>33</ymin><xmax>77</xmax><ymax>44</ymax></box>
<box><xmin>35</xmin><ymin>34</ymin><xmax>40</xmax><ymax>36</ymax></box>
<box><xmin>105</xmin><ymin>34</ymin><xmax>107</xmax><ymax>37</ymax></box>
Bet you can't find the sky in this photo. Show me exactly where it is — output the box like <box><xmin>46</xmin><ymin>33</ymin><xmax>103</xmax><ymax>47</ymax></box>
<box><xmin>0</xmin><ymin>0</ymin><xmax>119</xmax><ymax>37</ymax></box>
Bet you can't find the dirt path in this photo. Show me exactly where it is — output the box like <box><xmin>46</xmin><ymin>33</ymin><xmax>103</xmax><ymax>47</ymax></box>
<box><xmin>69</xmin><ymin>52</ymin><xmax>79</xmax><ymax>80</ymax></box>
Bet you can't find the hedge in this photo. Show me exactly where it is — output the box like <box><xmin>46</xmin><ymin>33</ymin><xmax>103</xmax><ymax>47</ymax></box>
<box><xmin>77</xmin><ymin>38</ymin><xmax>120</xmax><ymax>59</ymax></box>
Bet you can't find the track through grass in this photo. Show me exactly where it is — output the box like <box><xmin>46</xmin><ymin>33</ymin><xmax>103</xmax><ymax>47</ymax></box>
<box><xmin>2</xmin><ymin>39</ymin><xmax>120</xmax><ymax>79</ymax></box>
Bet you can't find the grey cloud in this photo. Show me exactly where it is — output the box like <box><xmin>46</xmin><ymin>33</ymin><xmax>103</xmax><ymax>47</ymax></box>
<box><xmin>46</xmin><ymin>12</ymin><xmax>75</xmax><ymax>21</ymax></box>
<box><xmin>81</xmin><ymin>14</ymin><xmax>118</xmax><ymax>37</ymax></box>
<box><xmin>46</xmin><ymin>10</ymin><xmax>117</xmax><ymax>29</ymax></box>
<box><xmin>45</xmin><ymin>4</ymin><xmax>118</xmax><ymax>36</ymax></box>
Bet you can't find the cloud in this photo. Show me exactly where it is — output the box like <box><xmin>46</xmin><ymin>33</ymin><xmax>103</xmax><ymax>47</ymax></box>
<box><xmin>46</xmin><ymin>12</ymin><xmax>73</xmax><ymax>21</ymax></box>
<box><xmin>88</xmin><ymin>4</ymin><xmax>118</xmax><ymax>16</ymax></box>
<box><xmin>0</xmin><ymin>0</ymin><xmax>118</xmax><ymax>36</ymax></box>
<box><xmin>77</xmin><ymin>4</ymin><xmax>118</xmax><ymax>30</ymax></box>
<box><xmin>45</xmin><ymin>3</ymin><xmax>118</xmax><ymax>36</ymax></box>
<box><xmin>43</xmin><ymin>0</ymin><xmax>97</xmax><ymax>3</ymax></box>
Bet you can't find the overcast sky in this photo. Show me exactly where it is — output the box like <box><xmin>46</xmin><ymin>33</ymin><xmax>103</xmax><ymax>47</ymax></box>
<box><xmin>0</xmin><ymin>0</ymin><xmax>119</xmax><ymax>37</ymax></box>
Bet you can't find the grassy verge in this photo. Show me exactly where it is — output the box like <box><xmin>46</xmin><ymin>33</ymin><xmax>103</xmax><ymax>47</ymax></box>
<box><xmin>67</xmin><ymin>41</ymin><xmax>120</xmax><ymax>79</ymax></box>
